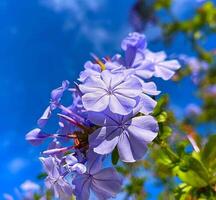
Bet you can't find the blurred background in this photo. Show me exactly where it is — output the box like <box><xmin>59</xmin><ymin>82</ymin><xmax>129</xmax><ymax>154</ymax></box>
<box><xmin>0</xmin><ymin>0</ymin><xmax>216</xmax><ymax>199</ymax></box>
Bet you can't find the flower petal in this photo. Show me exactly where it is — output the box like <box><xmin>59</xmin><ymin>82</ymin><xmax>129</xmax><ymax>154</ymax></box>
<box><xmin>155</xmin><ymin>60</ymin><xmax>181</xmax><ymax>80</ymax></box>
<box><xmin>37</xmin><ymin>106</ymin><xmax>52</xmax><ymax>128</ymax></box>
<box><xmin>25</xmin><ymin>128</ymin><xmax>48</xmax><ymax>146</ymax></box>
<box><xmin>79</xmin><ymin>76</ymin><xmax>106</xmax><ymax>93</ymax></box>
<box><xmin>141</xmin><ymin>81</ymin><xmax>160</xmax><ymax>96</ymax></box>
<box><xmin>154</xmin><ymin>65</ymin><xmax>176</xmax><ymax>80</ymax></box>
<box><xmin>93</xmin><ymin>127</ymin><xmax>120</xmax><ymax>155</ymax></box>
<box><xmin>87</xmin><ymin>150</ymin><xmax>103</xmax><ymax>174</ymax></box>
<box><xmin>92</xmin><ymin>168</ymin><xmax>122</xmax><ymax>198</ymax></box>
<box><xmin>117</xmin><ymin>131</ymin><xmax>144</xmax><ymax>162</ymax></box>
<box><xmin>115</xmin><ymin>77</ymin><xmax>142</xmax><ymax>97</ymax></box>
<box><xmin>109</xmin><ymin>94</ymin><xmax>136</xmax><ymax>115</ymax></box>
<box><xmin>82</xmin><ymin>92</ymin><xmax>109</xmax><ymax>112</ymax></box>
<box><xmin>51</xmin><ymin>80</ymin><xmax>69</xmax><ymax>103</ymax></box>
<box><xmin>39</xmin><ymin>157</ymin><xmax>59</xmax><ymax>178</ymax></box>
<box><xmin>118</xmin><ymin>116</ymin><xmax>158</xmax><ymax>162</ymax></box>
<box><xmin>87</xmin><ymin>110</ymin><xmax>119</xmax><ymax>126</ymax></box>
<box><xmin>65</xmin><ymin>154</ymin><xmax>78</xmax><ymax>165</ymax></box>
<box><xmin>127</xmin><ymin>116</ymin><xmax>158</xmax><ymax>142</ymax></box>
<box><xmin>139</xmin><ymin>93</ymin><xmax>157</xmax><ymax>114</ymax></box>
<box><xmin>73</xmin><ymin>175</ymin><xmax>91</xmax><ymax>200</ymax></box>
<box><xmin>71</xmin><ymin>163</ymin><xmax>87</xmax><ymax>174</ymax></box>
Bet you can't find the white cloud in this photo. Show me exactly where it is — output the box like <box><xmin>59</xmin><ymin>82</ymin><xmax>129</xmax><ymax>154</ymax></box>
<box><xmin>41</xmin><ymin>0</ymin><xmax>79</xmax><ymax>12</ymax></box>
<box><xmin>40</xmin><ymin>0</ymin><xmax>114</xmax><ymax>52</ymax></box>
<box><xmin>40</xmin><ymin>0</ymin><xmax>131</xmax><ymax>54</ymax></box>
<box><xmin>8</xmin><ymin>158</ymin><xmax>28</xmax><ymax>174</ymax></box>
<box><xmin>40</xmin><ymin>0</ymin><xmax>106</xmax><ymax>21</ymax></box>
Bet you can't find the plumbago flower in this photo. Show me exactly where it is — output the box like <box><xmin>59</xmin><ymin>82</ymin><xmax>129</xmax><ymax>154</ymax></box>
<box><xmin>3</xmin><ymin>180</ymin><xmax>40</xmax><ymax>200</ymax></box>
<box><xmin>39</xmin><ymin>156</ymin><xmax>74</xmax><ymax>199</ymax></box>
<box><xmin>25</xmin><ymin>32</ymin><xmax>180</xmax><ymax>200</ymax></box>
<box><xmin>37</xmin><ymin>80</ymin><xmax>70</xmax><ymax>128</ymax></box>
<box><xmin>88</xmin><ymin>109</ymin><xmax>158</xmax><ymax>162</ymax></box>
<box><xmin>79</xmin><ymin>70</ymin><xmax>143</xmax><ymax>115</ymax></box>
<box><xmin>179</xmin><ymin>55</ymin><xmax>208</xmax><ymax>84</ymax></box>
<box><xmin>73</xmin><ymin>151</ymin><xmax>122</xmax><ymax>200</ymax></box>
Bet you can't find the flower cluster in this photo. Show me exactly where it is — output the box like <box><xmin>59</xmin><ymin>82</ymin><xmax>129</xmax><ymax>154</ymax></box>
<box><xmin>26</xmin><ymin>32</ymin><xmax>180</xmax><ymax>200</ymax></box>
<box><xmin>4</xmin><ymin>180</ymin><xmax>40</xmax><ymax>200</ymax></box>
<box><xmin>179</xmin><ymin>55</ymin><xmax>208</xmax><ymax>84</ymax></box>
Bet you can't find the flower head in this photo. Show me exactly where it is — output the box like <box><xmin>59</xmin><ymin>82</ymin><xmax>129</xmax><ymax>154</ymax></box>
<box><xmin>79</xmin><ymin>70</ymin><xmax>143</xmax><ymax>115</ymax></box>
<box><xmin>142</xmin><ymin>50</ymin><xmax>181</xmax><ymax>80</ymax></box>
<box><xmin>79</xmin><ymin>61</ymin><xmax>101</xmax><ymax>82</ymax></box>
<box><xmin>88</xmin><ymin>110</ymin><xmax>158</xmax><ymax>162</ymax></box>
<box><xmin>185</xmin><ymin>104</ymin><xmax>202</xmax><ymax>117</ymax></box>
<box><xmin>121</xmin><ymin>32</ymin><xmax>147</xmax><ymax>51</ymax></box>
<box><xmin>73</xmin><ymin>152</ymin><xmax>122</xmax><ymax>200</ymax></box>
<box><xmin>25</xmin><ymin>128</ymin><xmax>49</xmax><ymax>146</ymax></box>
<box><xmin>37</xmin><ymin>80</ymin><xmax>70</xmax><ymax>127</ymax></box>
<box><xmin>25</xmin><ymin>32</ymin><xmax>181</xmax><ymax>200</ymax></box>
<box><xmin>40</xmin><ymin>156</ymin><xmax>73</xmax><ymax>200</ymax></box>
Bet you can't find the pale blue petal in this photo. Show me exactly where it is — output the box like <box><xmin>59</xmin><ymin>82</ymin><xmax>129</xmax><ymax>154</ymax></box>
<box><xmin>93</xmin><ymin>127</ymin><xmax>120</xmax><ymax>155</ymax></box>
<box><xmin>109</xmin><ymin>94</ymin><xmax>136</xmax><ymax>115</ymax></box>
<box><xmin>87</xmin><ymin>150</ymin><xmax>103</xmax><ymax>174</ymax></box>
<box><xmin>141</xmin><ymin>81</ymin><xmax>160</xmax><ymax>95</ymax></box>
<box><xmin>73</xmin><ymin>175</ymin><xmax>91</xmax><ymax>200</ymax></box>
<box><xmin>37</xmin><ymin>106</ymin><xmax>52</xmax><ymax>128</ymax></box>
<box><xmin>92</xmin><ymin>168</ymin><xmax>122</xmax><ymax>198</ymax></box>
<box><xmin>127</xmin><ymin>116</ymin><xmax>158</xmax><ymax>142</ymax></box>
<box><xmin>82</xmin><ymin>92</ymin><xmax>109</xmax><ymax>112</ymax></box>
<box><xmin>71</xmin><ymin>163</ymin><xmax>87</xmax><ymax>174</ymax></box>
<box><xmin>139</xmin><ymin>93</ymin><xmax>157</xmax><ymax>114</ymax></box>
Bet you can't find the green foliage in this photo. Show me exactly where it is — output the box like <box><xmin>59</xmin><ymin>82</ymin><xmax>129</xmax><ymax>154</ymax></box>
<box><xmin>34</xmin><ymin>193</ymin><xmax>42</xmax><ymax>200</ymax></box>
<box><xmin>154</xmin><ymin>0</ymin><xmax>171</xmax><ymax>10</ymax></box>
<box><xmin>112</xmin><ymin>147</ymin><xmax>119</xmax><ymax>165</ymax></box>
<box><xmin>125</xmin><ymin>177</ymin><xmax>146</xmax><ymax>200</ymax></box>
<box><xmin>37</xmin><ymin>172</ymin><xmax>47</xmax><ymax>180</ymax></box>
<box><xmin>202</xmin><ymin>135</ymin><xmax>216</xmax><ymax>168</ymax></box>
<box><xmin>153</xmin><ymin>94</ymin><xmax>169</xmax><ymax>117</ymax></box>
<box><xmin>174</xmin><ymin>156</ymin><xmax>209</xmax><ymax>188</ymax></box>
<box><xmin>156</xmin><ymin>111</ymin><xmax>168</xmax><ymax>123</ymax></box>
<box><xmin>201</xmin><ymin>134</ymin><xmax>216</xmax><ymax>187</ymax></box>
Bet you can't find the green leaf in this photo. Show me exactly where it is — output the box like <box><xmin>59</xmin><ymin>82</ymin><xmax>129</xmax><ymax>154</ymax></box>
<box><xmin>46</xmin><ymin>190</ymin><xmax>53</xmax><ymax>200</ymax></box>
<box><xmin>112</xmin><ymin>147</ymin><xmax>119</xmax><ymax>165</ymax></box>
<box><xmin>154</xmin><ymin>0</ymin><xmax>171</xmax><ymax>10</ymax></box>
<box><xmin>174</xmin><ymin>156</ymin><xmax>209</xmax><ymax>188</ymax></box>
<box><xmin>37</xmin><ymin>172</ymin><xmax>47</xmax><ymax>180</ymax></box>
<box><xmin>156</xmin><ymin>111</ymin><xmax>168</xmax><ymax>123</ymax></box>
<box><xmin>174</xmin><ymin>183</ymin><xmax>192</xmax><ymax>200</ymax></box>
<box><xmin>202</xmin><ymin>134</ymin><xmax>216</xmax><ymax>169</ymax></box>
<box><xmin>34</xmin><ymin>194</ymin><xmax>41</xmax><ymax>200</ymax></box>
<box><xmin>125</xmin><ymin>177</ymin><xmax>145</xmax><ymax>197</ymax></box>
<box><xmin>153</xmin><ymin>95</ymin><xmax>169</xmax><ymax>117</ymax></box>
<box><xmin>116</xmin><ymin>166</ymin><xmax>129</xmax><ymax>175</ymax></box>
<box><xmin>159</xmin><ymin>125</ymin><xmax>172</xmax><ymax>140</ymax></box>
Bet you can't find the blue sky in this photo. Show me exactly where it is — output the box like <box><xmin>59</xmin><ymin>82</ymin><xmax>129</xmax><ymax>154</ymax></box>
<box><xmin>0</xmin><ymin>0</ymin><xmax>213</xmax><ymax>198</ymax></box>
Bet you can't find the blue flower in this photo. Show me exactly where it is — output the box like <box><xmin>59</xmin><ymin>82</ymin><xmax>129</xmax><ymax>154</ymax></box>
<box><xmin>37</xmin><ymin>80</ymin><xmax>70</xmax><ymax>127</ymax></box>
<box><xmin>39</xmin><ymin>156</ymin><xmax>73</xmax><ymax>200</ymax></box>
<box><xmin>73</xmin><ymin>152</ymin><xmax>122</xmax><ymax>200</ymax></box>
<box><xmin>25</xmin><ymin>128</ymin><xmax>49</xmax><ymax>146</ymax></box>
<box><xmin>119</xmin><ymin>33</ymin><xmax>181</xmax><ymax>80</ymax></box>
<box><xmin>88</xmin><ymin>109</ymin><xmax>158</xmax><ymax>162</ymax></box>
<box><xmin>64</xmin><ymin>154</ymin><xmax>86</xmax><ymax>174</ymax></box>
<box><xmin>144</xmin><ymin>50</ymin><xmax>181</xmax><ymax>80</ymax></box>
<box><xmin>79</xmin><ymin>70</ymin><xmax>143</xmax><ymax>115</ymax></box>
<box><xmin>79</xmin><ymin>61</ymin><xmax>101</xmax><ymax>82</ymax></box>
